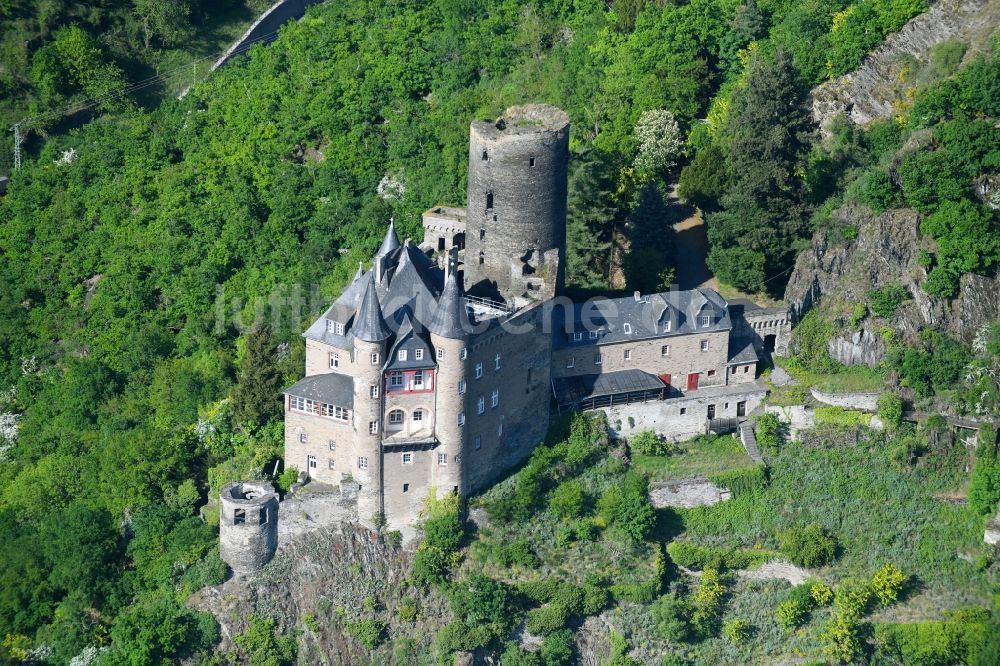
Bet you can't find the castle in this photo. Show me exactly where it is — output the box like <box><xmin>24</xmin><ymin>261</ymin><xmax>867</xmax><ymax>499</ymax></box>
<box><xmin>282</xmin><ymin>104</ymin><xmax>789</xmax><ymax>528</ymax></box>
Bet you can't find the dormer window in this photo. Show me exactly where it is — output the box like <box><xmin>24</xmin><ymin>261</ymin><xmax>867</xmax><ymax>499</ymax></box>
<box><xmin>589</xmin><ymin>330</ymin><xmax>599</xmax><ymax>340</ymax></box>
<box><xmin>398</xmin><ymin>350</ymin><xmax>408</xmax><ymax>361</ymax></box>
<box><xmin>415</xmin><ymin>348</ymin><xmax>424</xmax><ymax>361</ymax></box>
<box><xmin>623</xmin><ymin>323</ymin><xmax>632</xmax><ymax>335</ymax></box>
<box><xmin>700</xmin><ymin>315</ymin><xmax>711</xmax><ymax>328</ymax></box>
<box><xmin>572</xmin><ymin>332</ymin><xmax>583</xmax><ymax>342</ymax></box>
<box><xmin>327</xmin><ymin>320</ymin><xmax>344</xmax><ymax>335</ymax></box>
<box><xmin>664</xmin><ymin>319</ymin><xmax>672</xmax><ymax>332</ymax></box>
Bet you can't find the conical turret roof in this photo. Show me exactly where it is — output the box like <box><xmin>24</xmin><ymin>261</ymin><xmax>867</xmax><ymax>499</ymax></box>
<box><xmin>428</xmin><ymin>271</ymin><xmax>470</xmax><ymax>339</ymax></box>
<box><xmin>376</xmin><ymin>219</ymin><xmax>401</xmax><ymax>258</ymax></box>
<box><xmin>352</xmin><ymin>272</ymin><xmax>392</xmax><ymax>342</ymax></box>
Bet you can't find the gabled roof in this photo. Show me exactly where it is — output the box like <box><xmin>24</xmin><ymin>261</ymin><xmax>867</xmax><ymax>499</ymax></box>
<box><xmin>381</xmin><ymin>243</ymin><xmax>443</xmax><ymax>323</ymax></box>
<box><xmin>283</xmin><ymin>372</ymin><xmax>354</xmax><ymax>408</ymax></box>
<box><xmin>352</xmin><ymin>272</ymin><xmax>392</xmax><ymax>342</ymax></box>
<box><xmin>386</xmin><ymin>314</ymin><xmax>437</xmax><ymax>370</ymax></box>
<box><xmin>428</xmin><ymin>272</ymin><xmax>470</xmax><ymax>339</ymax></box>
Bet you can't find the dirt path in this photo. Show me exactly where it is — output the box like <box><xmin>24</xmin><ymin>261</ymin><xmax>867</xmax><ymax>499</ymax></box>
<box><xmin>666</xmin><ymin>185</ymin><xmax>720</xmax><ymax>291</ymax></box>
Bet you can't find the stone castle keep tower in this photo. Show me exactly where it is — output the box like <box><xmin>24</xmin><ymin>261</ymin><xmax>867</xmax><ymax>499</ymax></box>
<box><xmin>219</xmin><ymin>482</ymin><xmax>279</xmax><ymax>574</ymax></box>
<box><xmin>463</xmin><ymin>104</ymin><xmax>570</xmax><ymax>305</ymax></box>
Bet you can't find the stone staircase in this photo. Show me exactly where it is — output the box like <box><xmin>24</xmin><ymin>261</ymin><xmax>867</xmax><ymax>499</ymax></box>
<box><xmin>739</xmin><ymin>423</ymin><xmax>763</xmax><ymax>464</ymax></box>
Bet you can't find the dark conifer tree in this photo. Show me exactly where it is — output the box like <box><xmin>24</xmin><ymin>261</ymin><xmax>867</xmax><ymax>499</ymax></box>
<box><xmin>232</xmin><ymin>324</ymin><xmax>282</xmax><ymax>428</ymax></box>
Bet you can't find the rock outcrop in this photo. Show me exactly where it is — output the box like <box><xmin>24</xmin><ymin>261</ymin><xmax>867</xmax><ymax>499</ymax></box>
<box><xmin>811</xmin><ymin>0</ymin><xmax>1000</xmax><ymax>135</ymax></box>
<box><xmin>784</xmin><ymin>203</ymin><xmax>1000</xmax><ymax>365</ymax></box>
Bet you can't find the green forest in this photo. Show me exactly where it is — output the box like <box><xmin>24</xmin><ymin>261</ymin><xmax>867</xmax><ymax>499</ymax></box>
<box><xmin>1</xmin><ymin>0</ymin><xmax>999</xmax><ymax>663</ymax></box>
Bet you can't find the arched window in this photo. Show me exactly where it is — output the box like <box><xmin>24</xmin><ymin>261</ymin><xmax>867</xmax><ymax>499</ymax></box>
<box><xmin>413</xmin><ymin>409</ymin><xmax>424</xmax><ymax>423</ymax></box>
<box><xmin>481</xmin><ymin>149</ymin><xmax>488</xmax><ymax>160</ymax></box>
<box><xmin>485</xmin><ymin>191</ymin><xmax>494</xmax><ymax>210</ymax></box>
<box><xmin>387</xmin><ymin>409</ymin><xmax>404</xmax><ymax>431</ymax></box>
<box><xmin>479</xmin><ymin>251</ymin><xmax>485</xmax><ymax>265</ymax></box>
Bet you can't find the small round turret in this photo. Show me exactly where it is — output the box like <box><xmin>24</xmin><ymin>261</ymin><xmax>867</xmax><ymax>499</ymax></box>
<box><xmin>219</xmin><ymin>481</ymin><xmax>279</xmax><ymax>575</ymax></box>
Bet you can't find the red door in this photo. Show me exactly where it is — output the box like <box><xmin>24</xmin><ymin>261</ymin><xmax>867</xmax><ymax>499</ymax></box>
<box><xmin>687</xmin><ymin>373</ymin><xmax>699</xmax><ymax>391</ymax></box>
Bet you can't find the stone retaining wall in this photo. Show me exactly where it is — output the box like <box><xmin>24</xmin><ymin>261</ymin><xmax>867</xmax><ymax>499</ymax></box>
<box><xmin>810</xmin><ymin>388</ymin><xmax>881</xmax><ymax>412</ymax></box>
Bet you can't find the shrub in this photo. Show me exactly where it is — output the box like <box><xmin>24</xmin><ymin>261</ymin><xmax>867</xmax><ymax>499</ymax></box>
<box><xmin>709</xmin><ymin>465</ymin><xmax>768</xmax><ymax>497</ymax></box>
<box><xmin>860</xmin><ymin>169</ymin><xmax>899</xmax><ymax>212</ymax></box>
<box><xmin>968</xmin><ymin>426</ymin><xmax>1000</xmax><ymax>516</ymax></box>
<box><xmin>877</xmin><ymin>392</ymin><xmax>904</xmax><ymax>429</ymax></box>
<box><xmin>234</xmin><ymin>615</ymin><xmax>296</xmax><ymax>666</ymax></box>
<box><xmin>581</xmin><ymin>584</ymin><xmax>610</xmax><ymax>615</ymax></box>
<box><xmin>630</xmin><ymin>430</ymin><xmax>674</xmax><ymax>456</ymax></box>
<box><xmin>517</xmin><ymin>580</ymin><xmax>560</xmax><ymax>604</ymax></box>
<box><xmin>849</xmin><ymin>303</ymin><xmax>867</xmax><ymax>329</ymax></box>
<box><xmin>723</xmin><ymin>618</ymin><xmax>750</xmax><ymax>643</ymax></box>
<box><xmin>525</xmin><ymin>604</ymin><xmax>570</xmax><ymax>636</ymax></box>
<box><xmin>822</xmin><ymin>614</ymin><xmax>863</xmax><ymax>664</ymax></box>
<box><xmin>755</xmin><ymin>413</ymin><xmax>783</xmax><ymax>449</ymax></box>
<box><xmin>549</xmin><ymin>480</ymin><xmax>585</xmax><ymax>520</ymax></box>
<box><xmin>276</xmin><ymin>467</ymin><xmax>298</xmax><ymax>493</ymax></box>
<box><xmin>778</xmin><ymin>523</ymin><xmax>837</xmax><ymax>568</ymax></box>
<box><xmin>814</xmin><ymin>407</ymin><xmax>870</xmax><ymax>427</ymax></box>
<box><xmin>872</xmin><ymin>563</ymin><xmax>906</xmax><ymax>606</ymax></box>
<box><xmin>869</xmin><ymin>284</ymin><xmax>907</xmax><ymax>317</ymax></box>
<box><xmin>302</xmin><ymin>613</ymin><xmax>319</xmax><ymax>631</ymax></box>
<box><xmin>495</xmin><ymin>540</ymin><xmax>540</xmax><ymax>569</ymax></box>
<box><xmin>423</xmin><ymin>511</ymin><xmax>464</xmax><ymax>553</ymax></box>
<box><xmin>412</xmin><ymin>545</ymin><xmax>450</xmax><ymax>586</ymax></box>
<box><xmin>347</xmin><ymin>618</ymin><xmax>385</xmax><ymax>649</ymax></box>
<box><xmin>397</xmin><ymin>597</ymin><xmax>418</xmax><ymax>623</ymax></box>
<box><xmin>597</xmin><ymin>472</ymin><xmax>655</xmax><ymax>542</ymax></box>
<box><xmin>810</xmin><ymin>581</ymin><xmax>834</xmax><ymax>606</ymax></box>
<box><xmin>572</xmin><ymin>519</ymin><xmax>598</xmax><ymax>542</ymax></box>
<box><xmin>690</xmin><ymin>568</ymin><xmax>725</xmax><ymax>638</ymax></box>
<box><xmin>652</xmin><ymin>592</ymin><xmax>694</xmax><ymax>642</ymax></box>
<box><xmin>384</xmin><ymin>530</ymin><xmax>402</xmax><ymax>549</ymax></box>
<box><xmin>540</xmin><ymin>629</ymin><xmax>576</xmax><ymax>666</ymax></box>
<box><xmin>835</xmin><ymin>578</ymin><xmax>873</xmax><ymax>619</ymax></box>
<box><xmin>776</xmin><ymin>598</ymin><xmax>809</xmax><ymax>629</ymax></box>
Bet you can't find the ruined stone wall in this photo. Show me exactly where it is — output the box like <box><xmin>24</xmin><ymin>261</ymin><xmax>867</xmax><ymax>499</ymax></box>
<box><xmin>809</xmin><ymin>388</ymin><xmax>882</xmax><ymax>412</ymax></box>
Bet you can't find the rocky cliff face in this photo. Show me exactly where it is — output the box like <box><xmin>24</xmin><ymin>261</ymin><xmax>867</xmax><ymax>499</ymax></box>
<box><xmin>811</xmin><ymin>0</ymin><xmax>1000</xmax><ymax>135</ymax></box>
<box><xmin>784</xmin><ymin>203</ymin><xmax>1000</xmax><ymax>365</ymax></box>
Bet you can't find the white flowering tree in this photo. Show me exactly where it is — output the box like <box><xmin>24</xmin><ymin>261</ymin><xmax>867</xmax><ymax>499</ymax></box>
<box><xmin>633</xmin><ymin>109</ymin><xmax>684</xmax><ymax>178</ymax></box>
<box><xmin>0</xmin><ymin>386</ymin><xmax>18</xmax><ymax>461</ymax></box>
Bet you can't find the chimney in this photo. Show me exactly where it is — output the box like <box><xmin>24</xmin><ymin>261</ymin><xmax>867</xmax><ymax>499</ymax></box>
<box><xmin>634</xmin><ymin>290</ymin><xmax>641</xmax><ymax>302</ymax></box>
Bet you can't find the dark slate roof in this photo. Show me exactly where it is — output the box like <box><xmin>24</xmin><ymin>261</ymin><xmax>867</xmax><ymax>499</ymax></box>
<box><xmin>381</xmin><ymin>243</ymin><xmax>443</xmax><ymax>325</ymax></box>
<box><xmin>552</xmin><ymin>288</ymin><xmax>732</xmax><ymax>349</ymax></box>
<box><xmin>283</xmin><ymin>372</ymin><xmax>354</xmax><ymax>408</ymax></box>
<box><xmin>727</xmin><ymin>337</ymin><xmax>759</xmax><ymax>364</ymax></box>
<box><xmin>353</xmin><ymin>272</ymin><xmax>392</xmax><ymax>342</ymax></box>
<box><xmin>376</xmin><ymin>220</ymin><xmax>401</xmax><ymax>257</ymax></box>
<box><xmin>551</xmin><ymin>370</ymin><xmax>665</xmax><ymax>406</ymax></box>
<box><xmin>386</xmin><ymin>315</ymin><xmax>437</xmax><ymax>370</ymax></box>
<box><xmin>427</xmin><ymin>272</ymin><xmax>470</xmax><ymax>339</ymax></box>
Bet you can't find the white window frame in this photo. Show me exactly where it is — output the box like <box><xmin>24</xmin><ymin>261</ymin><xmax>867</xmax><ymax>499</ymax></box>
<box><xmin>566</xmin><ymin>356</ymin><xmax>575</xmax><ymax>369</ymax></box>
<box><xmin>329</xmin><ymin>352</ymin><xmax>339</xmax><ymax>369</ymax></box>
<box><xmin>474</xmin><ymin>436</ymin><xmax>482</xmax><ymax>450</ymax></box>
<box><xmin>438</xmin><ymin>453</ymin><xmax>447</xmax><ymax>466</ymax></box>
<box><xmin>475</xmin><ymin>362</ymin><xmax>483</xmax><ymax>379</ymax></box>
<box><xmin>495</xmin><ymin>352</ymin><xmax>501</xmax><ymax>370</ymax></box>
<box><xmin>415</xmin><ymin>348</ymin><xmax>424</xmax><ymax>361</ymax></box>
<box><xmin>623</xmin><ymin>323</ymin><xmax>632</xmax><ymax>334</ymax></box>
<box><xmin>664</xmin><ymin>320</ymin><xmax>672</xmax><ymax>332</ymax></box>
<box><xmin>589</xmin><ymin>330</ymin><xmax>599</xmax><ymax>340</ymax></box>
<box><xmin>370</xmin><ymin>384</ymin><xmax>379</xmax><ymax>398</ymax></box>
<box><xmin>661</xmin><ymin>345</ymin><xmax>670</xmax><ymax>357</ymax></box>
<box><xmin>700</xmin><ymin>340</ymin><xmax>710</xmax><ymax>352</ymax></box>
<box><xmin>457</xmin><ymin>413</ymin><xmax>465</xmax><ymax>426</ymax></box>
<box><xmin>299</xmin><ymin>432</ymin><xmax>308</xmax><ymax>444</ymax></box>
<box><xmin>358</xmin><ymin>456</ymin><xmax>368</xmax><ymax>469</ymax></box>
<box><xmin>572</xmin><ymin>331</ymin><xmax>583</xmax><ymax>342</ymax></box>
<box><xmin>413</xmin><ymin>370</ymin><xmax>424</xmax><ymax>389</ymax></box>
<box><xmin>624</xmin><ymin>349</ymin><xmax>632</xmax><ymax>361</ymax></box>
<box><xmin>327</xmin><ymin>320</ymin><xmax>344</xmax><ymax>335</ymax></box>
<box><xmin>700</xmin><ymin>315</ymin><xmax>711</xmax><ymax>328</ymax></box>
<box><xmin>328</xmin><ymin>440</ymin><xmax>336</xmax><ymax>451</ymax></box>
<box><xmin>388</xmin><ymin>410</ymin><xmax>404</xmax><ymax>424</ymax></box>
<box><xmin>491</xmin><ymin>389</ymin><xmax>499</xmax><ymax>408</ymax></box>
<box><xmin>497</xmin><ymin>422</ymin><xmax>503</xmax><ymax>436</ymax></box>
<box><xmin>437</xmin><ymin>348</ymin><xmax>444</xmax><ymax>360</ymax></box>
<box><xmin>477</xmin><ymin>396</ymin><xmax>485</xmax><ymax>415</ymax></box>
<box><xmin>594</xmin><ymin>353</ymin><xmax>602</xmax><ymax>366</ymax></box>
<box><xmin>398</xmin><ymin>349</ymin><xmax>408</xmax><ymax>362</ymax></box>
<box><xmin>328</xmin><ymin>458</ymin><xmax>336</xmax><ymax>469</ymax></box>
<box><xmin>460</xmin><ymin>348</ymin><xmax>467</xmax><ymax>360</ymax></box>
<box><xmin>458</xmin><ymin>379</ymin><xmax>466</xmax><ymax>395</ymax></box>
<box><xmin>413</xmin><ymin>409</ymin><xmax>423</xmax><ymax>422</ymax></box>
<box><xmin>371</xmin><ymin>352</ymin><xmax>380</xmax><ymax>365</ymax></box>
<box><xmin>369</xmin><ymin>421</ymin><xmax>378</xmax><ymax>434</ymax></box>
<box><xmin>402</xmin><ymin>452</ymin><xmax>413</xmax><ymax>465</ymax></box>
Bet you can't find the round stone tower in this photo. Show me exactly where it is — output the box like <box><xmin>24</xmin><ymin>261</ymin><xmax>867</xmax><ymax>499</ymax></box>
<box><xmin>464</xmin><ymin>104</ymin><xmax>570</xmax><ymax>304</ymax></box>
<box><xmin>428</xmin><ymin>271</ymin><xmax>470</xmax><ymax>497</ymax></box>
<box><xmin>219</xmin><ymin>481</ymin><xmax>279</xmax><ymax>575</ymax></box>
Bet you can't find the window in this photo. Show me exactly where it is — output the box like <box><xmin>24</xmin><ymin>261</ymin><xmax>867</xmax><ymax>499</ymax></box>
<box><xmin>458</xmin><ymin>413</ymin><xmax>465</xmax><ymax>426</ymax></box>
<box><xmin>529</xmin><ymin>156</ymin><xmax>536</xmax><ymax>167</ymax></box>
<box><xmin>234</xmin><ymin>509</ymin><xmax>246</xmax><ymax>525</ymax></box>
<box><xmin>358</xmin><ymin>457</ymin><xmax>368</xmax><ymax>469</ymax></box>
<box><xmin>623</xmin><ymin>323</ymin><xmax>633</xmax><ymax>334</ymax></box>
<box><xmin>700</xmin><ymin>340</ymin><xmax>710</xmax><ymax>352</ymax></box>
<box><xmin>661</xmin><ymin>345</ymin><xmax>670</xmax><ymax>357</ymax></box>
<box><xmin>572</xmin><ymin>331</ymin><xmax>583</xmax><ymax>342</ymax></box>
<box><xmin>475</xmin><ymin>436</ymin><xmax>482</xmax><ymax>450</ymax></box>
<box><xmin>290</xmin><ymin>396</ymin><xmax>316</xmax><ymax>413</ymax></box>
<box><xmin>475</xmin><ymin>362</ymin><xmax>483</xmax><ymax>378</ymax></box>
<box><xmin>390</xmin><ymin>371</ymin><xmax>404</xmax><ymax>388</ymax></box>
<box><xmin>566</xmin><ymin>356</ymin><xmax>575</xmax><ymax>369</ymax></box>
<box><xmin>369</xmin><ymin>421</ymin><xmax>378</xmax><ymax>434</ymax></box>
<box><xmin>437</xmin><ymin>348</ymin><xmax>444</xmax><ymax>360</ymax></box>
<box><xmin>700</xmin><ymin>314</ymin><xmax>711</xmax><ymax>328</ymax></box>
<box><xmin>326</xmin><ymin>320</ymin><xmax>344</xmax><ymax>335</ymax></box>
<box><xmin>744</xmin><ymin>365</ymin><xmax>750</xmax><ymax>374</ymax></box>
<box><xmin>260</xmin><ymin>508</ymin><xmax>268</xmax><ymax>524</ymax></box>
<box><xmin>594</xmin><ymin>353</ymin><xmax>602</xmax><ymax>366</ymax></box>
<box><xmin>589</xmin><ymin>330</ymin><xmax>599</xmax><ymax>340</ymax></box>
<box><xmin>624</xmin><ymin>349</ymin><xmax>632</xmax><ymax>361</ymax></box>
<box><xmin>413</xmin><ymin>409</ymin><xmax>423</xmax><ymax>422</ymax></box>
<box><xmin>485</xmin><ymin>191</ymin><xmax>494</xmax><ymax>210</ymax></box>
<box><xmin>370</xmin><ymin>385</ymin><xmax>379</xmax><ymax>398</ymax></box>
<box><xmin>491</xmin><ymin>389</ymin><xmax>499</xmax><ymax>408</ymax></box>
<box><xmin>497</xmin><ymin>422</ymin><xmax>504</xmax><ymax>436</ymax></box>
<box><xmin>415</xmin><ymin>348</ymin><xmax>424</xmax><ymax>361</ymax></box>
<box><xmin>707</xmin><ymin>369</ymin><xmax>716</xmax><ymax>377</ymax></box>
<box><xmin>321</xmin><ymin>403</ymin><xmax>349</xmax><ymax>421</ymax></box>
<box><xmin>460</xmin><ymin>348</ymin><xmax>468</xmax><ymax>360</ymax></box>
<box><xmin>388</xmin><ymin>410</ymin><xmax>404</xmax><ymax>424</ymax></box>
<box><xmin>402</xmin><ymin>452</ymin><xmax>413</xmax><ymax>465</ymax></box>
<box><xmin>458</xmin><ymin>379</ymin><xmax>466</xmax><ymax>394</ymax></box>
<box><xmin>329</xmin><ymin>440</ymin><xmax>336</xmax><ymax>450</ymax></box>
<box><xmin>299</xmin><ymin>432</ymin><xmax>308</xmax><ymax>444</ymax></box>
<box><xmin>308</xmin><ymin>456</ymin><xmax>317</xmax><ymax>470</ymax></box>
<box><xmin>371</xmin><ymin>352</ymin><xmax>380</xmax><ymax>365</ymax></box>
<box><xmin>413</xmin><ymin>370</ymin><xmax>424</xmax><ymax>389</ymax></box>
<box><xmin>328</xmin><ymin>459</ymin><xmax>336</xmax><ymax>470</ymax></box>
<box><xmin>495</xmin><ymin>352</ymin><xmax>501</xmax><ymax>370</ymax></box>
<box><xmin>477</xmin><ymin>396</ymin><xmax>485</xmax><ymax>415</ymax></box>
<box><xmin>479</xmin><ymin>251</ymin><xmax>485</xmax><ymax>265</ymax></box>
<box><xmin>438</xmin><ymin>453</ymin><xmax>448</xmax><ymax>465</ymax></box>
<box><xmin>679</xmin><ymin>407</ymin><xmax>687</xmax><ymax>415</ymax></box>
<box><xmin>329</xmin><ymin>352</ymin><xmax>339</xmax><ymax>369</ymax></box>
<box><xmin>403</xmin><ymin>483</ymin><xmax>410</xmax><ymax>493</ymax></box>
<box><xmin>479</xmin><ymin>228</ymin><xmax>486</xmax><ymax>241</ymax></box>
<box><xmin>664</xmin><ymin>319</ymin><xmax>672</xmax><ymax>332</ymax></box>
<box><xmin>398</xmin><ymin>349</ymin><xmax>408</xmax><ymax>362</ymax></box>
<box><xmin>481</xmin><ymin>149</ymin><xmax>488</xmax><ymax>160</ymax></box>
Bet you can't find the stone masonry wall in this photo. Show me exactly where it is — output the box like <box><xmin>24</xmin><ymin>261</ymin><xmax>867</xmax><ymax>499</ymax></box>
<box><xmin>603</xmin><ymin>385</ymin><xmax>766</xmax><ymax>441</ymax></box>
<box><xmin>219</xmin><ymin>482</ymin><xmax>279</xmax><ymax>575</ymax></box>
<box><xmin>809</xmin><ymin>388</ymin><xmax>882</xmax><ymax>412</ymax></box>
<box><xmin>284</xmin><ymin>406</ymin><xmax>353</xmax><ymax>482</ymax></box>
